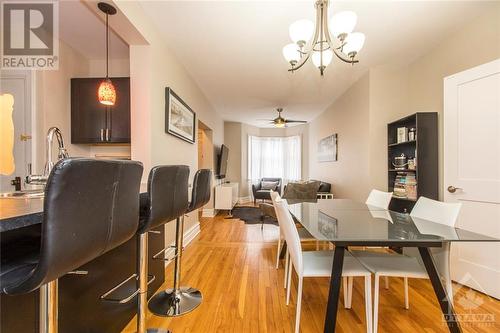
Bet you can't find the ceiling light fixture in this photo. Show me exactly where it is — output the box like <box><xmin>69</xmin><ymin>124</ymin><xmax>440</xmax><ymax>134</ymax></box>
<box><xmin>97</xmin><ymin>2</ymin><xmax>117</xmax><ymax>106</ymax></box>
<box><xmin>282</xmin><ymin>0</ymin><xmax>365</xmax><ymax>75</ymax></box>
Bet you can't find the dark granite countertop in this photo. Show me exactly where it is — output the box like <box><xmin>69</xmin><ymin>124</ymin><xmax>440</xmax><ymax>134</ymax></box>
<box><xmin>0</xmin><ymin>197</ymin><xmax>44</xmax><ymax>232</ymax></box>
<box><xmin>0</xmin><ymin>183</ymin><xmax>148</xmax><ymax>233</ymax></box>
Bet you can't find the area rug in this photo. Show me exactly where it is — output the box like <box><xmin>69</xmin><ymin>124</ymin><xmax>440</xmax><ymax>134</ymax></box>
<box><xmin>230</xmin><ymin>206</ymin><xmax>278</xmax><ymax>226</ymax></box>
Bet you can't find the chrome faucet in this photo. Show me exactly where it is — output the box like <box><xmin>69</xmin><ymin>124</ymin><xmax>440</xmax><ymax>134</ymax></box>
<box><xmin>26</xmin><ymin>127</ymin><xmax>69</xmax><ymax>185</ymax></box>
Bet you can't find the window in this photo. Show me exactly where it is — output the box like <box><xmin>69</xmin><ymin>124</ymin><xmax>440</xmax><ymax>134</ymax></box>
<box><xmin>248</xmin><ymin>135</ymin><xmax>301</xmax><ymax>184</ymax></box>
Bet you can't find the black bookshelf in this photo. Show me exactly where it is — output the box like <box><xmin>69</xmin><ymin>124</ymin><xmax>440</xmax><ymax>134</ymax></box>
<box><xmin>387</xmin><ymin>113</ymin><xmax>438</xmax><ymax>213</ymax></box>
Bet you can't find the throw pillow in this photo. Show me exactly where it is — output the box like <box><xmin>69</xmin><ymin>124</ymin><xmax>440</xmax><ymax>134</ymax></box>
<box><xmin>261</xmin><ymin>181</ymin><xmax>278</xmax><ymax>190</ymax></box>
<box><xmin>282</xmin><ymin>180</ymin><xmax>321</xmax><ymax>199</ymax></box>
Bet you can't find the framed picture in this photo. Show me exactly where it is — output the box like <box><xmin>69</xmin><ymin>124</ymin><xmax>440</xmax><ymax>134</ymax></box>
<box><xmin>165</xmin><ymin>87</ymin><xmax>196</xmax><ymax>143</ymax></box>
<box><xmin>318</xmin><ymin>211</ymin><xmax>338</xmax><ymax>239</ymax></box>
<box><xmin>318</xmin><ymin>133</ymin><xmax>337</xmax><ymax>162</ymax></box>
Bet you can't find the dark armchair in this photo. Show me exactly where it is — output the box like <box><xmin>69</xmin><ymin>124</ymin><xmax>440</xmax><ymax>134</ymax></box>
<box><xmin>252</xmin><ymin>178</ymin><xmax>282</xmax><ymax>204</ymax></box>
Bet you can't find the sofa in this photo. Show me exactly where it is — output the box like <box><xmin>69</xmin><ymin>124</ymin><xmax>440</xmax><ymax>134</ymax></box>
<box><xmin>282</xmin><ymin>180</ymin><xmax>332</xmax><ymax>200</ymax></box>
<box><xmin>252</xmin><ymin>178</ymin><xmax>282</xmax><ymax>203</ymax></box>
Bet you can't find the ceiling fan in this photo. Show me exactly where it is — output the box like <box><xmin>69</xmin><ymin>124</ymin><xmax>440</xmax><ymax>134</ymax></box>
<box><xmin>266</xmin><ymin>108</ymin><xmax>307</xmax><ymax>128</ymax></box>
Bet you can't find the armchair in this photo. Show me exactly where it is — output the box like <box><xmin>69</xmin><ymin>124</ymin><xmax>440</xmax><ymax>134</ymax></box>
<box><xmin>252</xmin><ymin>178</ymin><xmax>282</xmax><ymax>204</ymax></box>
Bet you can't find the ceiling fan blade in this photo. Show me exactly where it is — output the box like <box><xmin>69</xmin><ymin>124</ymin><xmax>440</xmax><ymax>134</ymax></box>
<box><xmin>285</xmin><ymin>120</ymin><xmax>307</xmax><ymax>123</ymax></box>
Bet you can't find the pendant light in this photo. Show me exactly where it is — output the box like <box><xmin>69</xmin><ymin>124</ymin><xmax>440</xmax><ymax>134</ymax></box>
<box><xmin>97</xmin><ymin>2</ymin><xmax>117</xmax><ymax>106</ymax></box>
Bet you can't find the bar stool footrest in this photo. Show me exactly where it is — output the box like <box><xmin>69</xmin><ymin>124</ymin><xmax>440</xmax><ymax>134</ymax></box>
<box><xmin>100</xmin><ymin>273</ymin><xmax>156</xmax><ymax>304</ymax></box>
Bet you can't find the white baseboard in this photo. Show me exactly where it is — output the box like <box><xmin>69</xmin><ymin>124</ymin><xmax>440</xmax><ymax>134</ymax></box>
<box><xmin>238</xmin><ymin>196</ymin><xmax>252</xmax><ymax>204</ymax></box>
<box><xmin>202</xmin><ymin>208</ymin><xmax>217</xmax><ymax>217</ymax></box>
<box><xmin>163</xmin><ymin>222</ymin><xmax>201</xmax><ymax>268</ymax></box>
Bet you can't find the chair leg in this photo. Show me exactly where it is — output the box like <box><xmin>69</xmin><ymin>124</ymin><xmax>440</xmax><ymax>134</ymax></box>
<box><xmin>276</xmin><ymin>236</ymin><xmax>282</xmax><ymax>269</ymax></box>
<box><xmin>445</xmin><ymin>279</ymin><xmax>454</xmax><ymax>307</ymax></box>
<box><xmin>295</xmin><ymin>277</ymin><xmax>303</xmax><ymax>333</ymax></box>
<box><xmin>137</xmin><ymin>233</ymin><xmax>148</xmax><ymax>333</ymax></box>
<box><xmin>374</xmin><ymin>274</ymin><xmax>380</xmax><ymax>333</ymax></box>
<box><xmin>404</xmin><ymin>277</ymin><xmax>409</xmax><ymax>310</ymax></box>
<box><xmin>347</xmin><ymin>277</ymin><xmax>353</xmax><ymax>309</ymax></box>
<box><xmin>284</xmin><ymin>251</ymin><xmax>289</xmax><ymax>289</ymax></box>
<box><xmin>40</xmin><ymin>279</ymin><xmax>58</xmax><ymax>333</ymax></box>
<box><xmin>384</xmin><ymin>276</ymin><xmax>389</xmax><ymax>289</ymax></box>
<box><xmin>148</xmin><ymin>216</ymin><xmax>202</xmax><ymax>317</ymax></box>
<box><xmin>286</xmin><ymin>262</ymin><xmax>293</xmax><ymax>305</ymax></box>
<box><xmin>364</xmin><ymin>275</ymin><xmax>373</xmax><ymax>333</ymax></box>
<box><xmin>343</xmin><ymin>277</ymin><xmax>348</xmax><ymax>309</ymax></box>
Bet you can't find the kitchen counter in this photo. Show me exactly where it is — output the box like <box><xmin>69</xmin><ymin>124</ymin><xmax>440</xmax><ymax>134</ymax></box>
<box><xmin>0</xmin><ymin>183</ymin><xmax>147</xmax><ymax>233</ymax></box>
<box><xmin>0</xmin><ymin>197</ymin><xmax>44</xmax><ymax>232</ymax></box>
<box><xmin>0</xmin><ymin>184</ymin><xmax>164</xmax><ymax>333</ymax></box>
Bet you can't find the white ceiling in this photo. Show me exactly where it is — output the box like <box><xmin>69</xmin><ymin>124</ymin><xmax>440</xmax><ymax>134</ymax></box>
<box><xmin>140</xmin><ymin>1</ymin><xmax>493</xmax><ymax>127</ymax></box>
<box><xmin>59</xmin><ymin>1</ymin><xmax>129</xmax><ymax>60</ymax></box>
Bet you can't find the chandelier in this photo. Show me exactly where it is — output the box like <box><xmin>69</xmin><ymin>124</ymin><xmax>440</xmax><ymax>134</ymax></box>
<box><xmin>282</xmin><ymin>0</ymin><xmax>365</xmax><ymax>75</ymax></box>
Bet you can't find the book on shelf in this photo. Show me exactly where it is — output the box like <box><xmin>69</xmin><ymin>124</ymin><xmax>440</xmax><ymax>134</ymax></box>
<box><xmin>393</xmin><ymin>172</ymin><xmax>417</xmax><ymax>200</ymax></box>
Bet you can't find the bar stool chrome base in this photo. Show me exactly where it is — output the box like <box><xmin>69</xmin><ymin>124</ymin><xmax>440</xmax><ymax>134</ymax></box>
<box><xmin>148</xmin><ymin>287</ymin><xmax>202</xmax><ymax>317</ymax></box>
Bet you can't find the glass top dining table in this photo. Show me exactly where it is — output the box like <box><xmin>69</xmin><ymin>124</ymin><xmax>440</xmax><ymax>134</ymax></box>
<box><xmin>285</xmin><ymin>198</ymin><xmax>499</xmax><ymax>333</ymax></box>
<box><xmin>287</xmin><ymin>199</ymin><xmax>498</xmax><ymax>246</ymax></box>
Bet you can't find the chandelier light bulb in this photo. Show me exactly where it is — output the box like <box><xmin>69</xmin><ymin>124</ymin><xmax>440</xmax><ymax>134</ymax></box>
<box><xmin>312</xmin><ymin>50</ymin><xmax>334</xmax><ymax>68</ymax></box>
<box><xmin>343</xmin><ymin>32</ymin><xmax>366</xmax><ymax>57</ymax></box>
<box><xmin>289</xmin><ymin>19</ymin><xmax>314</xmax><ymax>46</ymax></box>
<box><xmin>282</xmin><ymin>43</ymin><xmax>301</xmax><ymax>65</ymax></box>
<box><xmin>329</xmin><ymin>11</ymin><xmax>357</xmax><ymax>39</ymax></box>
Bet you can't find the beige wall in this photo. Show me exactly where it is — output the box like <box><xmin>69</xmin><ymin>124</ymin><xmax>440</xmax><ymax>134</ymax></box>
<box><xmin>116</xmin><ymin>1</ymin><xmax>224</xmax><ymax>243</ymax></box>
<box><xmin>407</xmin><ymin>7</ymin><xmax>500</xmax><ymax>198</ymax></box>
<box><xmin>33</xmin><ymin>38</ymin><xmax>132</xmax><ymax>172</ymax></box>
<box><xmin>308</xmin><ymin>73</ymin><xmax>371</xmax><ymax>201</ymax></box>
<box><xmin>34</xmin><ymin>40</ymin><xmax>91</xmax><ymax>171</ymax></box>
<box><xmin>308</xmin><ymin>6</ymin><xmax>500</xmax><ymax>201</ymax></box>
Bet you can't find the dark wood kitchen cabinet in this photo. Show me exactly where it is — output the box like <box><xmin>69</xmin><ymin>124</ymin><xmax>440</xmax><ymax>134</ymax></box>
<box><xmin>71</xmin><ymin>77</ymin><xmax>130</xmax><ymax>144</ymax></box>
<box><xmin>0</xmin><ymin>224</ymin><xmax>165</xmax><ymax>333</ymax></box>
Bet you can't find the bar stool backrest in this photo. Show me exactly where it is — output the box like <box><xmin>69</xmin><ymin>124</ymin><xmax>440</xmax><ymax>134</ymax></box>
<box><xmin>139</xmin><ymin>165</ymin><xmax>190</xmax><ymax>234</ymax></box>
<box><xmin>5</xmin><ymin>158</ymin><xmax>143</xmax><ymax>294</ymax></box>
<box><xmin>187</xmin><ymin>169</ymin><xmax>212</xmax><ymax>213</ymax></box>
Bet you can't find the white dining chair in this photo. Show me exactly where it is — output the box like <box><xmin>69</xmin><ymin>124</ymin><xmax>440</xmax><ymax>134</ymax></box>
<box><xmin>270</xmin><ymin>192</ymin><xmax>315</xmax><ymax>285</ymax></box>
<box><xmin>274</xmin><ymin>199</ymin><xmax>373</xmax><ymax>333</ymax></box>
<box><xmin>352</xmin><ymin>189</ymin><xmax>393</xmax><ymax>294</ymax></box>
<box><xmin>351</xmin><ymin>196</ymin><xmax>462</xmax><ymax>333</ymax></box>
<box><xmin>366</xmin><ymin>189</ymin><xmax>393</xmax><ymax>209</ymax></box>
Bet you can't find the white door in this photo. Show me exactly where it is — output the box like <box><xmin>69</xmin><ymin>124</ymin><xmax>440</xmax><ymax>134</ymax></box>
<box><xmin>0</xmin><ymin>71</ymin><xmax>33</xmax><ymax>192</ymax></box>
<box><xmin>444</xmin><ymin>59</ymin><xmax>500</xmax><ymax>299</ymax></box>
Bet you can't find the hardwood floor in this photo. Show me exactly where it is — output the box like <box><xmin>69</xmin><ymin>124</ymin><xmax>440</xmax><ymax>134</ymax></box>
<box><xmin>123</xmin><ymin>211</ymin><xmax>500</xmax><ymax>333</ymax></box>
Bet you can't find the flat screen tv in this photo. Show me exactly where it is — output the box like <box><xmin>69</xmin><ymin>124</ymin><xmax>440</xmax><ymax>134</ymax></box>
<box><xmin>217</xmin><ymin>144</ymin><xmax>229</xmax><ymax>179</ymax></box>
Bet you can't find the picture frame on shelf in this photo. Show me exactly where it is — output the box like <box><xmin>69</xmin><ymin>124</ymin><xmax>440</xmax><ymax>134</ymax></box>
<box><xmin>165</xmin><ymin>87</ymin><xmax>196</xmax><ymax>143</ymax></box>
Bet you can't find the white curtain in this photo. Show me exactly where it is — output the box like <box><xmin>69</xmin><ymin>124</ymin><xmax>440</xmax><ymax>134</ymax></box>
<box><xmin>248</xmin><ymin>135</ymin><xmax>301</xmax><ymax>184</ymax></box>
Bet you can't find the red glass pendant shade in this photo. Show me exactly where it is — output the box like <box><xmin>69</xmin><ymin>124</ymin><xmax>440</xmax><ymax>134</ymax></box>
<box><xmin>98</xmin><ymin>78</ymin><xmax>116</xmax><ymax>106</ymax></box>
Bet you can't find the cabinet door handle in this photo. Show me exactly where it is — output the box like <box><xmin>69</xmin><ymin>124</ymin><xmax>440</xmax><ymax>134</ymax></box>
<box><xmin>20</xmin><ymin>134</ymin><xmax>32</xmax><ymax>141</ymax></box>
<box><xmin>100</xmin><ymin>129</ymin><xmax>104</xmax><ymax>141</ymax></box>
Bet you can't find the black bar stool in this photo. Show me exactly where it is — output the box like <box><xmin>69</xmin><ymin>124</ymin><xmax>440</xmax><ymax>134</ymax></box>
<box><xmin>148</xmin><ymin>169</ymin><xmax>212</xmax><ymax>317</ymax></box>
<box><xmin>136</xmin><ymin>165</ymin><xmax>189</xmax><ymax>333</ymax></box>
<box><xmin>0</xmin><ymin>158</ymin><xmax>143</xmax><ymax>333</ymax></box>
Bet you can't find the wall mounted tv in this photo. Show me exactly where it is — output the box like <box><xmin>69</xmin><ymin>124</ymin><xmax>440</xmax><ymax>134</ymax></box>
<box><xmin>216</xmin><ymin>144</ymin><xmax>229</xmax><ymax>179</ymax></box>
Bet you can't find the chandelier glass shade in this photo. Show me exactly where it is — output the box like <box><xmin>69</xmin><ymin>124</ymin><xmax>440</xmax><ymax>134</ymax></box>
<box><xmin>282</xmin><ymin>0</ymin><xmax>365</xmax><ymax>75</ymax></box>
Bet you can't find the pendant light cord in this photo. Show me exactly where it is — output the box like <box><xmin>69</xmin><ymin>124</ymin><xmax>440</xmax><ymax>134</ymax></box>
<box><xmin>105</xmin><ymin>13</ymin><xmax>109</xmax><ymax>78</ymax></box>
